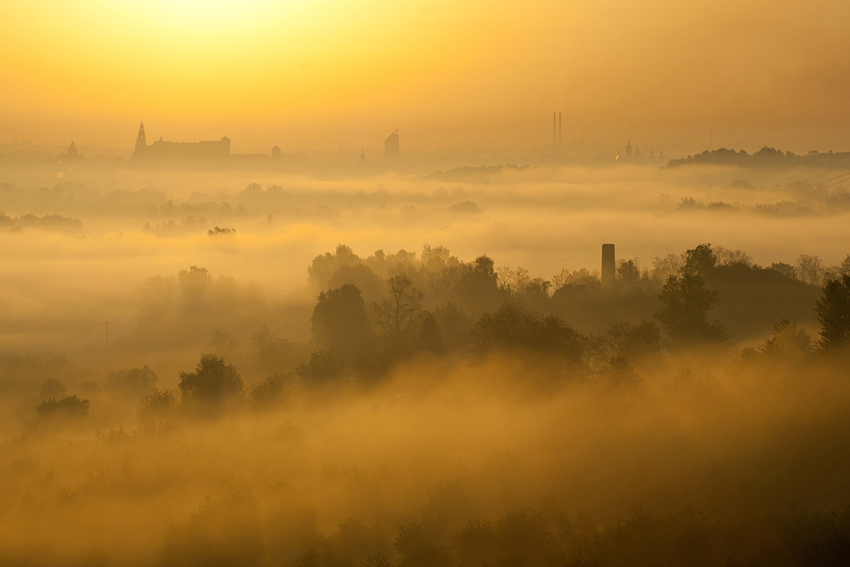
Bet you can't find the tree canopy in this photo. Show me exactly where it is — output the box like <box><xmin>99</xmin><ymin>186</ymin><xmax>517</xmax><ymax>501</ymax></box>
<box><xmin>178</xmin><ymin>354</ymin><xmax>244</xmax><ymax>415</ymax></box>
<box><xmin>656</xmin><ymin>272</ymin><xmax>727</xmax><ymax>346</ymax></box>
<box><xmin>816</xmin><ymin>275</ymin><xmax>850</xmax><ymax>351</ymax></box>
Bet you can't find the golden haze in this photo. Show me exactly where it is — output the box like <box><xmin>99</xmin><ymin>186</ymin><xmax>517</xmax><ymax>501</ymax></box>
<box><xmin>2</xmin><ymin>0</ymin><xmax>850</xmax><ymax>151</ymax></box>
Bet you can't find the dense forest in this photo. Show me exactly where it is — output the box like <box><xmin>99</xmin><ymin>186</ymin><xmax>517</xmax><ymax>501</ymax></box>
<box><xmin>2</xmin><ymin>242</ymin><xmax>850</xmax><ymax>566</ymax></box>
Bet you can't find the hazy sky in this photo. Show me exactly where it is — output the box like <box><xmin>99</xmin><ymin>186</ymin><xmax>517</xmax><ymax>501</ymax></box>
<box><xmin>2</xmin><ymin>0</ymin><xmax>849</xmax><ymax>153</ymax></box>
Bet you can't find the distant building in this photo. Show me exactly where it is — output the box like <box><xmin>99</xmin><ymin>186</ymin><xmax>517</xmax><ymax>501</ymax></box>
<box><xmin>134</xmin><ymin>122</ymin><xmax>147</xmax><ymax>155</ymax></box>
<box><xmin>131</xmin><ymin>122</ymin><xmax>230</xmax><ymax>163</ymax></box>
<box><xmin>385</xmin><ymin>129</ymin><xmax>399</xmax><ymax>158</ymax></box>
<box><xmin>602</xmin><ymin>244</ymin><xmax>616</xmax><ymax>286</ymax></box>
<box><xmin>625</xmin><ymin>141</ymin><xmax>633</xmax><ymax>159</ymax></box>
<box><xmin>61</xmin><ymin>141</ymin><xmax>82</xmax><ymax>162</ymax></box>
<box><xmin>360</xmin><ymin>149</ymin><xmax>366</xmax><ymax>164</ymax></box>
<box><xmin>271</xmin><ymin>146</ymin><xmax>281</xmax><ymax>160</ymax></box>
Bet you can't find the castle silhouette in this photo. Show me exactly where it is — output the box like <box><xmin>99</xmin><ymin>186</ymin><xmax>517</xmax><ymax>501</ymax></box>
<box><xmin>131</xmin><ymin>122</ymin><xmax>230</xmax><ymax>163</ymax></box>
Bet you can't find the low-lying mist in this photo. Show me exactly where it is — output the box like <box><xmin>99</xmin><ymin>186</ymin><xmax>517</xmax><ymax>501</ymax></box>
<box><xmin>1</xmin><ymin>163</ymin><xmax>848</xmax><ymax>352</ymax></box>
<box><xmin>4</xmin><ymin>350</ymin><xmax>850</xmax><ymax>566</ymax></box>
<box><xmin>4</xmin><ymin>351</ymin><xmax>850</xmax><ymax>567</ymax></box>
<box><xmin>2</xmin><ymin>161</ymin><xmax>850</xmax><ymax>566</ymax></box>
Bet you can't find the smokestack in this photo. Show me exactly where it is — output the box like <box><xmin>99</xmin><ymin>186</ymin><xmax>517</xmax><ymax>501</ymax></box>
<box><xmin>602</xmin><ymin>244</ymin><xmax>616</xmax><ymax>286</ymax></box>
<box><xmin>553</xmin><ymin>112</ymin><xmax>556</xmax><ymax>145</ymax></box>
<box><xmin>559</xmin><ymin>112</ymin><xmax>562</xmax><ymax>146</ymax></box>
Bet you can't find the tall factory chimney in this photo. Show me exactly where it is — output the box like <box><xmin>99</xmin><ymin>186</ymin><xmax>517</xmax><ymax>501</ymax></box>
<box><xmin>553</xmin><ymin>112</ymin><xmax>556</xmax><ymax>145</ymax></box>
<box><xmin>602</xmin><ymin>244</ymin><xmax>616</xmax><ymax>286</ymax></box>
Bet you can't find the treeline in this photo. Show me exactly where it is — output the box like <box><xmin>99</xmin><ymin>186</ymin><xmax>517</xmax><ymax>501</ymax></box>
<box><xmin>157</xmin><ymin>498</ymin><xmax>850</xmax><ymax>567</ymax></box>
<box><xmin>23</xmin><ymin>242</ymin><xmax>850</xmax><ymax>430</ymax></box>
<box><xmin>667</xmin><ymin>146</ymin><xmax>850</xmax><ymax>169</ymax></box>
<box><xmin>0</xmin><ymin>210</ymin><xmax>82</xmax><ymax>232</ymax></box>
<box><xmin>292</xmin><ymin>242</ymin><xmax>849</xmax><ymax>388</ymax></box>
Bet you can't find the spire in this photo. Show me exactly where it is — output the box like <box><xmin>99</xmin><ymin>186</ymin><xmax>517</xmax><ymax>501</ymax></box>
<box><xmin>135</xmin><ymin>122</ymin><xmax>146</xmax><ymax>148</ymax></box>
<box><xmin>132</xmin><ymin>121</ymin><xmax>147</xmax><ymax>159</ymax></box>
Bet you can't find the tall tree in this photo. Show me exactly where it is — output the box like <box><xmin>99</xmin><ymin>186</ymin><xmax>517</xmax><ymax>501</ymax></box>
<box><xmin>178</xmin><ymin>354</ymin><xmax>244</xmax><ymax>415</ymax></box>
<box><xmin>454</xmin><ymin>255</ymin><xmax>504</xmax><ymax>315</ymax></box>
<box><xmin>311</xmin><ymin>284</ymin><xmax>374</xmax><ymax>362</ymax></box>
<box><xmin>372</xmin><ymin>275</ymin><xmax>425</xmax><ymax>351</ymax></box>
<box><xmin>797</xmin><ymin>254</ymin><xmax>825</xmax><ymax>286</ymax></box>
<box><xmin>656</xmin><ymin>272</ymin><xmax>727</xmax><ymax>346</ymax></box>
<box><xmin>816</xmin><ymin>275</ymin><xmax>850</xmax><ymax>351</ymax></box>
<box><xmin>683</xmin><ymin>243</ymin><xmax>717</xmax><ymax>275</ymax></box>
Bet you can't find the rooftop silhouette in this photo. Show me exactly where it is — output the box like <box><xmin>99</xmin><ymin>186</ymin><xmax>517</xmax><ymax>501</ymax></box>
<box><xmin>131</xmin><ymin>122</ymin><xmax>230</xmax><ymax>163</ymax></box>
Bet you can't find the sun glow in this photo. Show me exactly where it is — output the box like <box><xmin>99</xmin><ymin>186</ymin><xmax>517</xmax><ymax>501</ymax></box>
<box><xmin>3</xmin><ymin>0</ymin><xmax>850</xmax><ymax>151</ymax></box>
<box><xmin>138</xmin><ymin>0</ymin><xmax>303</xmax><ymax>33</ymax></box>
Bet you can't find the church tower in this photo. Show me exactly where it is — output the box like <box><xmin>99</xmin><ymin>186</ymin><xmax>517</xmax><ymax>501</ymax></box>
<box><xmin>133</xmin><ymin>122</ymin><xmax>147</xmax><ymax>159</ymax></box>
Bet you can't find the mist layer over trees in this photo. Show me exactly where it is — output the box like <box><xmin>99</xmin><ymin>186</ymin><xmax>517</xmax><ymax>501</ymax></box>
<box><xmin>1</xmin><ymin>163</ymin><xmax>850</xmax><ymax>566</ymax></box>
<box><xmin>2</xmin><ymin>231</ymin><xmax>850</xmax><ymax>565</ymax></box>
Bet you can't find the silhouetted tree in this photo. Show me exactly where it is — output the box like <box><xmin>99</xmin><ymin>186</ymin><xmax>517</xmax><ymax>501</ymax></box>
<box><xmin>515</xmin><ymin>278</ymin><xmax>551</xmax><ymax>312</ymax></box>
<box><xmin>209</xmin><ymin>329</ymin><xmax>240</xmax><ymax>358</ymax></box>
<box><xmin>617</xmin><ymin>259</ymin><xmax>642</xmax><ymax>287</ymax></box>
<box><xmin>840</xmin><ymin>255</ymin><xmax>850</xmax><ymax>278</ymax></box>
<box><xmin>473</xmin><ymin>304</ymin><xmax>585</xmax><ymax>363</ymax></box>
<box><xmin>454</xmin><ymin>255</ymin><xmax>504</xmax><ymax>314</ymax></box>
<box><xmin>757</xmin><ymin>319</ymin><xmax>811</xmax><ymax>359</ymax></box>
<box><xmin>394</xmin><ymin>523</ymin><xmax>449</xmax><ymax>567</ymax></box>
<box><xmin>816</xmin><ymin>275</ymin><xmax>850</xmax><ymax>351</ymax></box>
<box><xmin>416</xmin><ymin>312</ymin><xmax>445</xmax><ymax>354</ymax></box>
<box><xmin>453</xmin><ymin>521</ymin><xmax>497</xmax><ymax>567</ymax></box>
<box><xmin>296</xmin><ymin>350</ymin><xmax>341</xmax><ymax>385</ymax></box>
<box><xmin>797</xmin><ymin>254</ymin><xmax>825</xmax><ymax>286</ymax></box>
<box><xmin>434</xmin><ymin>303</ymin><xmax>472</xmax><ymax>350</ymax></box>
<box><xmin>178</xmin><ymin>266</ymin><xmax>213</xmax><ymax>313</ymax></box>
<box><xmin>178</xmin><ymin>354</ymin><xmax>244</xmax><ymax>415</ymax></box>
<box><xmin>769</xmin><ymin>262</ymin><xmax>797</xmax><ymax>280</ymax></box>
<box><xmin>657</xmin><ymin>272</ymin><xmax>727</xmax><ymax>346</ymax></box>
<box><xmin>311</xmin><ymin>284</ymin><xmax>374</xmax><ymax>363</ymax></box>
<box><xmin>652</xmin><ymin>253</ymin><xmax>686</xmax><ymax>281</ymax></box>
<box><xmin>372</xmin><ymin>275</ymin><xmax>425</xmax><ymax>351</ymax></box>
<box><xmin>252</xmin><ymin>323</ymin><xmax>276</xmax><ymax>370</ymax></box>
<box><xmin>328</xmin><ymin>263</ymin><xmax>385</xmax><ymax>303</ymax></box>
<box><xmin>35</xmin><ymin>395</ymin><xmax>89</xmax><ymax>425</ymax></box>
<box><xmin>603</xmin><ymin>320</ymin><xmax>663</xmax><ymax>362</ymax></box>
<box><xmin>715</xmin><ymin>246</ymin><xmax>754</xmax><ymax>267</ymax></box>
<box><xmin>106</xmin><ymin>365</ymin><xmax>158</xmax><ymax>395</ymax></box>
<box><xmin>683</xmin><ymin>243</ymin><xmax>717</xmax><ymax>275</ymax></box>
<box><xmin>250</xmin><ymin>372</ymin><xmax>291</xmax><ymax>410</ymax></box>
<box><xmin>139</xmin><ymin>388</ymin><xmax>177</xmax><ymax>422</ymax></box>
<box><xmin>308</xmin><ymin>244</ymin><xmax>361</xmax><ymax>288</ymax></box>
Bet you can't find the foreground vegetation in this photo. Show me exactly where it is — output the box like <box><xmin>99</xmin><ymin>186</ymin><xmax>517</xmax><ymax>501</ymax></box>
<box><xmin>1</xmin><ymin>243</ymin><xmax>849</xmax><ymax>566</ymax></box>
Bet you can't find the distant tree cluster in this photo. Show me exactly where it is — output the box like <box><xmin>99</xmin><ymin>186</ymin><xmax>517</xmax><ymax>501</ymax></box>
<box><xmin>667</xmin><ymin>146</ymin><xmax>850</xmax><ymax>169</ymax></box>
<box><xmin>291</xmin><ymin>242</ymin><xmax>849</xmax><ymax>390</ymax></box>
<box><xmin>159</xmin><ymin>498</ymin><xmax>850</xmax><ymax>567</ymax></box>
<box><xmin>0</xmin><ymin>211</ymin><xmax>82</xmax><ymax>232</ymax></box>
<box><xmin>208</xmin><ymin>226</ymin><xmax>236</xmax><ymax>236</ymax></box>
<box><xmin>31</xmin><ymin>242</ymin><xmax>849</xmax><ymax>428</ymax></box>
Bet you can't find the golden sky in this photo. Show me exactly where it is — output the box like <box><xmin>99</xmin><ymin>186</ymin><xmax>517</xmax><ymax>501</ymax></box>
<box><xmin>1</xmin><ymin>0</ymin><xmax>849</xmax><ymax>153</ymax></box>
